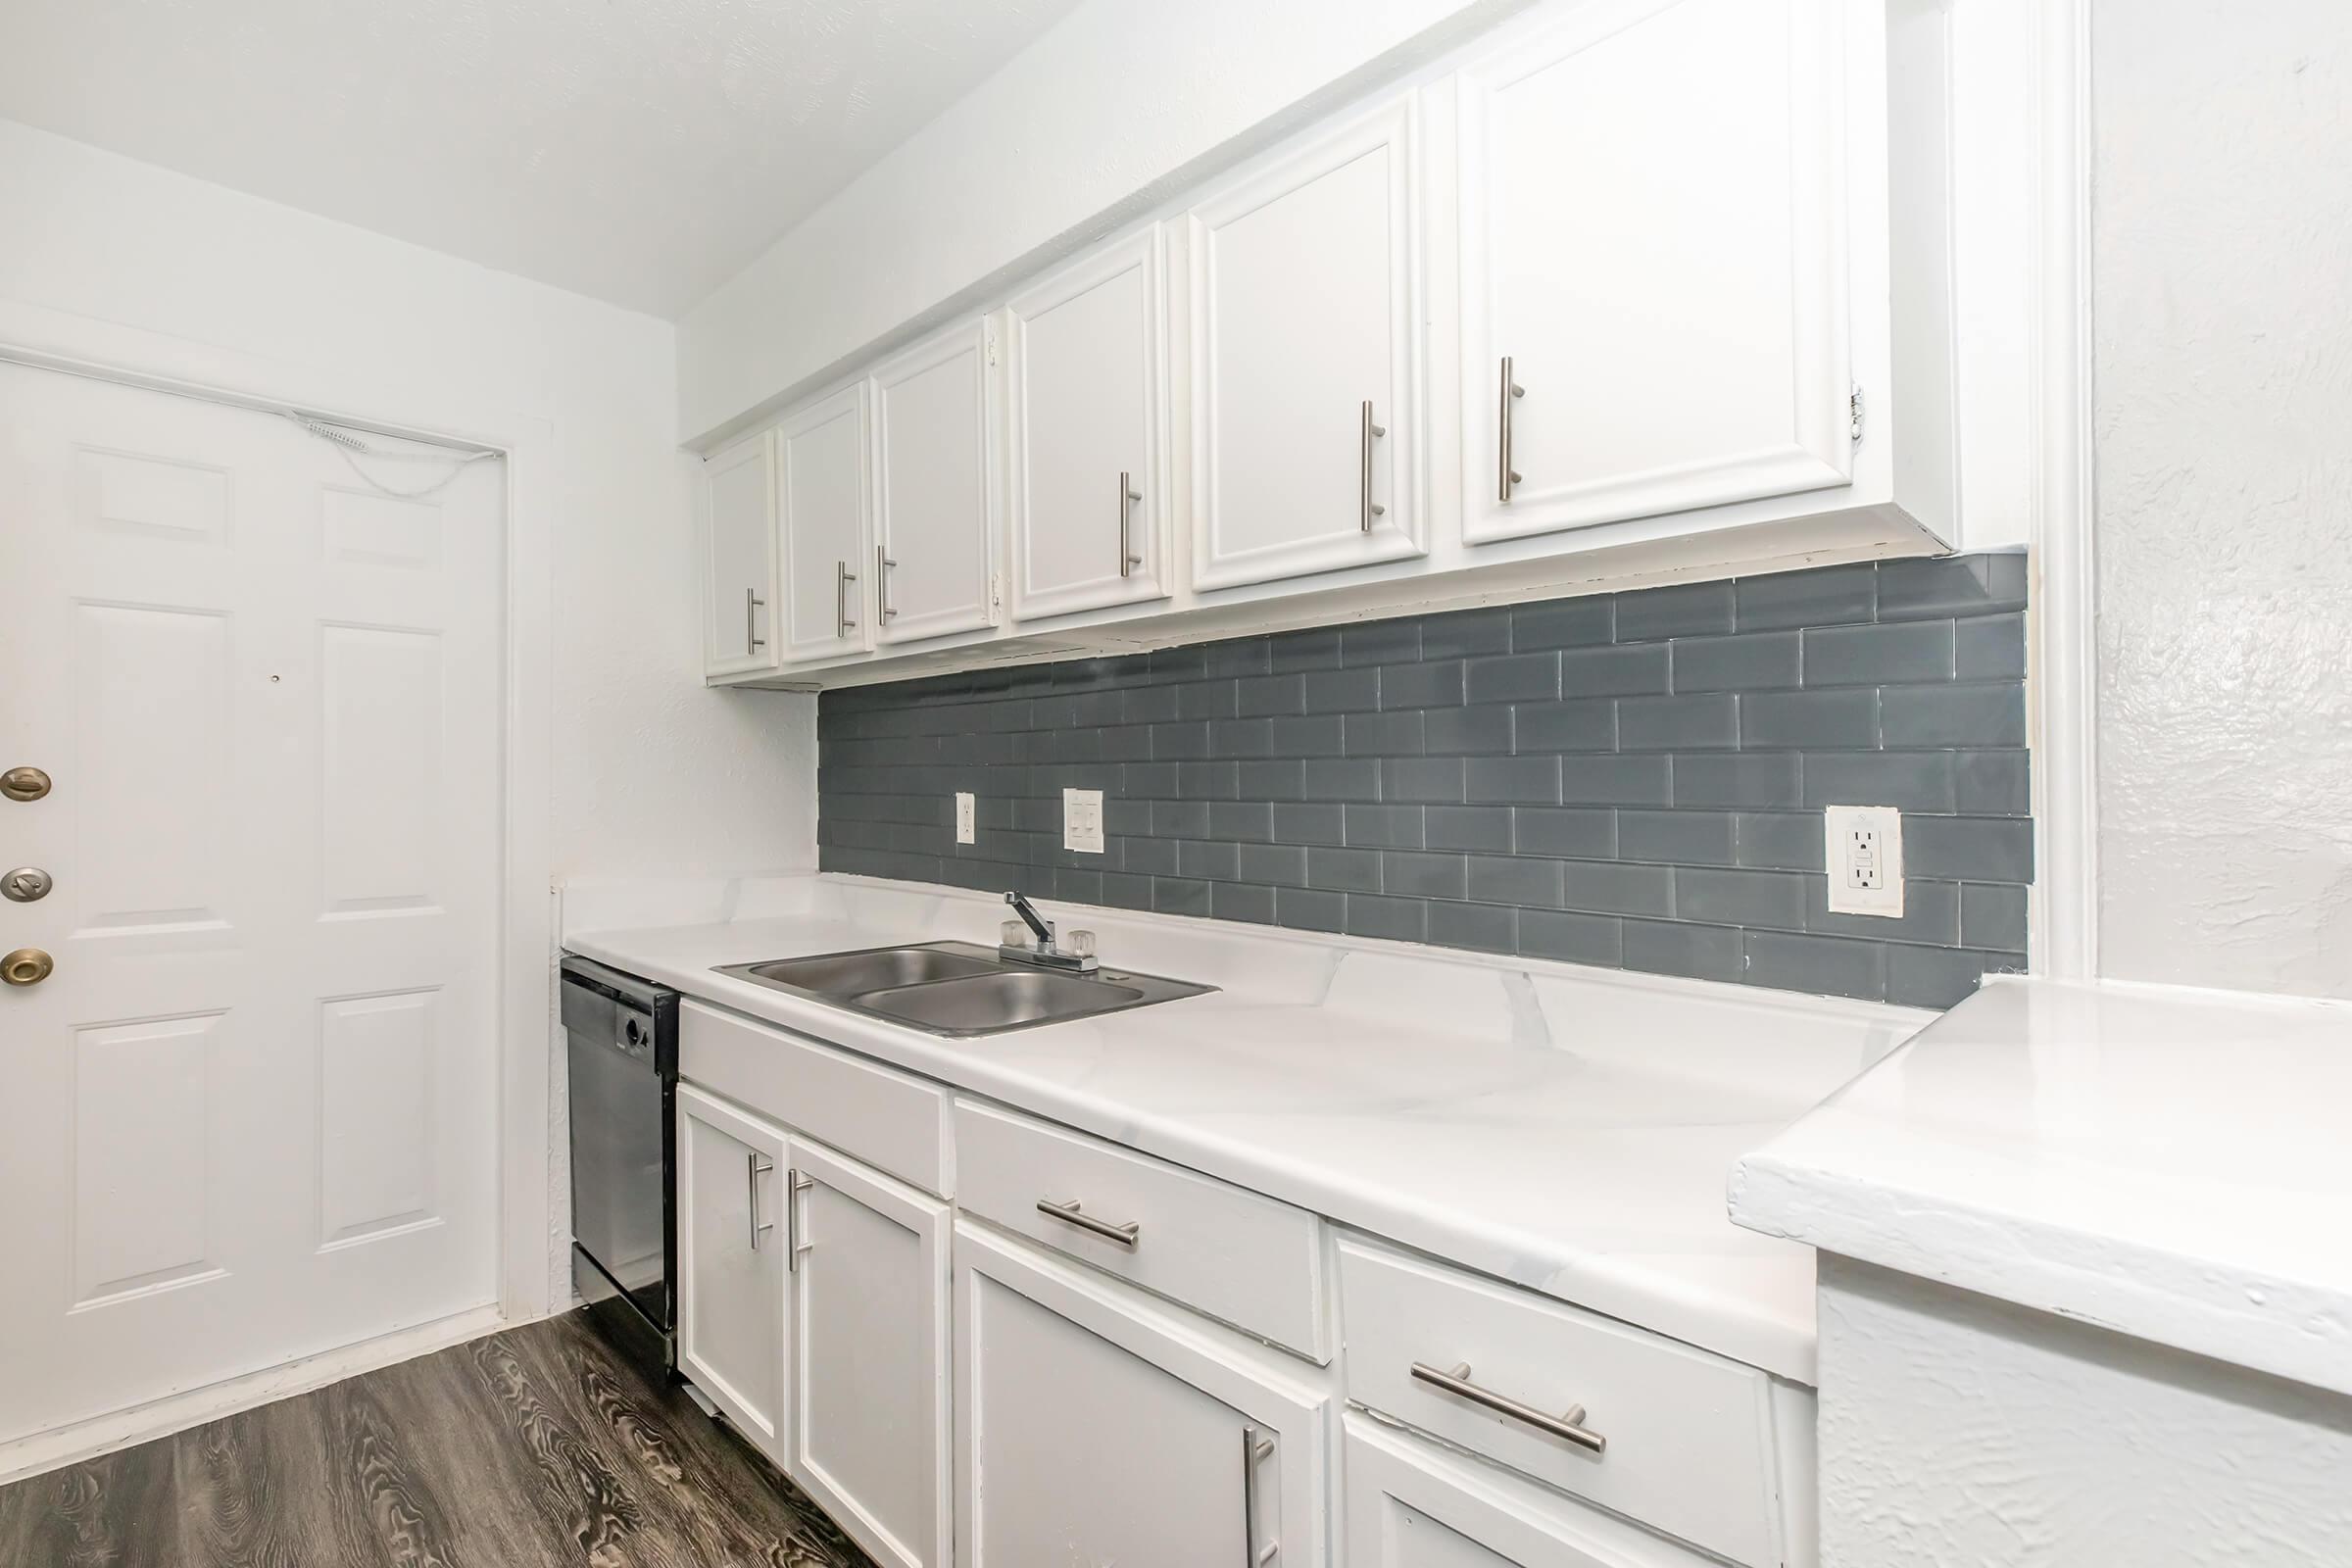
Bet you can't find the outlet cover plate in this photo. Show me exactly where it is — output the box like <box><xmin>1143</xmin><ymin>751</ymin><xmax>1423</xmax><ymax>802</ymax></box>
<box><xmin>1062</xmin><ymin>788</ymin><xmax>1105</xmax><ymax>855</ymax></box>
<box><xmin>955</xmin><ymin>792</ymin><xmax>976</xmax><ymax>845</ymax></box>
<box><xmin>1825</xmin><ymin>804</ymin><xmax>1904</xmax><ymax>916</ymax></box>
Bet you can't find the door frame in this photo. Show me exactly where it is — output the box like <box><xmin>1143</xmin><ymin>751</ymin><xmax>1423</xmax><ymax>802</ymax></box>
<box><xmin>0</xmin><ymin>301</ymin><xmax>560</xmax><ymax>1338</ymax></box>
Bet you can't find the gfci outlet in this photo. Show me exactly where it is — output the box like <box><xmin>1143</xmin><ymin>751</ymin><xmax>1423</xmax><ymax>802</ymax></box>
<box><xmin>1824</xmin><ymin>805</ymin><xmax>1904</xmax><ymax>917</ymax></box>
<box><xmin>1062</xmin><ymin>788</ymin><xmax>1105</xmax><ymax>855</ymax></box>
<box><xmin>955</xmin><ymin>792</ymin><xmax>976</xmax><ymax>846</ymax></box>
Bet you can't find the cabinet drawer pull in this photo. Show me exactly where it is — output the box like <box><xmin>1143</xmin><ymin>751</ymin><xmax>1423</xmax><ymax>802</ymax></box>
<box><xmin>1118</xmin><ymin>471</ymin><xmax>1144</xmax><ymax>577</ymax></box>
<box><xmin>748</xmin><ymin>1153</ymin><xmax>776</xmax><ymax>1250</ymax></box>
<box><xmin>1035</xmin><ymin>1198</ymin><xmax>1140</xmax><ymax>1249</ymax></box>
<box><xmin>835</xmin><ymin>560</ymin><xmax>859</xmax><ymax>639</ymax></box>
<box><xmin>1409</xmin><ymin>1360</ymin><xmax>1605</xmax><ymax>1454</ymax></box>
<box><xmin>1359</xmin><ymin>401</ymin><xmax>1387</xmax><ymax>532</ymax></box>
<box><xmin>1241</xmin><ymin>1425</ymin><xmax>1277</xmax><ymax>1565</ymax></box>
<box><xmin>787</xmin><ymin>1170</ymin><xmax>813</xmax><ymax>1271</ymax></box>
<box><xmin>1497</xmin><ymin>357</ymin><xmax>1525</xmax><ymax>503</ymax></box>
<box><xmin>745</xmin><ymin>586</ymin><xmax>765</xmax><ymax>651</ymax></box>
<box><xmin>876</xmin><ymin>543</ymin><xmax>898</xmax><ymax>621</ymax></box>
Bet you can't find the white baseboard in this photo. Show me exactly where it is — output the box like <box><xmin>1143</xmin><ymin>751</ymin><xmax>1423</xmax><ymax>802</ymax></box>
<box><xmin>0</xmin><ymin>1302</ymin><xmax>518</xmax><ymax>1487</ymax></box>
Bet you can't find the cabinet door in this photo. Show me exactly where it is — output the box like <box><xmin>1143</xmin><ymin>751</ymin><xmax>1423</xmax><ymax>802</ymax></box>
<box><xmin>677</xmin><ymin>1085</ymin><xmax>789</xmax><ymax>1464</ymax></box>
<box><xmin>1005</xmin><ymin>229</ymin><xmax>1170</xmax><ymax>619</ymax></box>
<box><xmin>777</xmin><ymin>384</ymin><xmax>872</xmax><ymax>663</ymax></box>
<box><xmin>787</xmin><ymin>1137</ymin><xmax>952</xmax><ymax>1568</ymax></box>
<box><xmin>955</xmin><ymin>1224</ymin><xmax>1327</xmax><ymax>1568</ymax></box>
<box><xmin>871</xmin><ymin>321</ymin><xmax>997</xmax><ymax>643</ymax></box>
<box><xmin>701</xmin><ymin>431</ymin><xmax>780</xmax><ymax>677</ymax></box>
<box><xmin>1457</xmin><ymin>0</ymin><xmax>1852</xmax><ymax>546</ymax></box>
<box><xmin>1188</xmin><ymin>93</ymin><xmax>1425</xmax><ymax>591</ymax></box>
<box><xmin>1345</xmin><ymin>1419</ymin><xmax>1712</xmax><ymax>1568</ymax></box>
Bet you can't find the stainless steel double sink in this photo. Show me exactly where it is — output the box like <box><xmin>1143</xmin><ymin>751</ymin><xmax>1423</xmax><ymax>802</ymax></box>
<box><xmin>714</xmin><ymin>941</ymin><xmax>1212</xmax><ymax>1038</ymax></box>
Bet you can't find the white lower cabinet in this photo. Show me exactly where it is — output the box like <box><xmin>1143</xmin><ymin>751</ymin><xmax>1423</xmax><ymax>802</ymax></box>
<box><xmin>677</xmin><ymin>1085</ymin><xmax>789</xmax><ymax>1464</ymax></box>
<box><xmin>786</xmin><ymin>1136</ymin><xmax>952</xmax><ymax>1568</ymax></box>
<box><xmin>954</xmin><ymin>1221</ymin><xmax>1329</xmax><ymax>1568</ymax></box>
<box><xmin>1345</xmin><ymin>1417</ymin><xmax>1718</xmax><ymax>1568</ymax></box>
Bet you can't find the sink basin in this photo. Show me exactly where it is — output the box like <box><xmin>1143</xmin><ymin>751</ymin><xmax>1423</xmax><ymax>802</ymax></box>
<box><xmin>737</xmin><ymin>946</ymin><xmax>997</xmax><ymax>996</ymax></box>
<box><xmin>713</xmin><ymin>941</ymin><xmax>1212</xmax><ymax>1038</ymax></box>
<box><xmin>860</xmin><ymin>969</ymin><xmax>1147</xmax><ymax>1033</ymax></box>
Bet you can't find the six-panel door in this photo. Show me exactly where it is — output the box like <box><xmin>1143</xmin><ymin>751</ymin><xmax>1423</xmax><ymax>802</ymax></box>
<box><xmin>778</xmin><ymin>384</ymin><xmax>872</xmax><ymax>664</ymax></box>
<box><xmin>702</xmin><ymin>431</ymin><xmax>781</xmax><ymax>677</ymax></box>
<box><xmin>1457</xmin><ymin>0</ymin><xmax>1853</xmax><ymax>545</ymax></box>
<box><xmin>871</xmin><ymin>321</ymin><xmax>998</xmax><ymax>644</ymax></box>
<box><xmin>788</xmin><ymin>1136</ymin><xmax>953</xmax><ymax>1568</ymax></box>
<box><xmin>954</xmin><ymin>1223</ymin><xmax>1327</xmax><ymax>1568</ymax></box>
<box><xmin>1005</xmin><ymin>229</ymin><xmax>1171</xmax><ymax>619</ymax></box>
<box><xmin>677</xmin><ymin>1084</ymin><xmax>789</xmax><ymax>1464</ymax></box>
<box><xmin>1188</xmin><ymin>91</ymin><xmax>1426</xmax><ymax>591</ymax></box>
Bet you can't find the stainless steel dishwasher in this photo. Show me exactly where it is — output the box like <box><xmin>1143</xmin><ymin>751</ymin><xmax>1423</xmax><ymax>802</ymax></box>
<box><xmin>562</xmin><ymin>955</ymin><xmax>679</xmax><ymax>1375</ymax></box>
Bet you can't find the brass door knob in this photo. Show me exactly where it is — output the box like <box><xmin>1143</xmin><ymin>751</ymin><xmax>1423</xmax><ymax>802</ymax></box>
<box><xmin>2</xmin><ymin>948</ymin><xmax>53</xmax><ymax>987</ymax></box>
<box><xmin>1</xmin><ymin>767</ymin><xmax>50</xmax><ymax>803</ymax></box>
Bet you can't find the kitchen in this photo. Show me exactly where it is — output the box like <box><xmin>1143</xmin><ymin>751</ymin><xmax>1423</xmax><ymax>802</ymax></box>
<box><xmin>1</xmin><ymin>1</ymin><xmax>2347</xmax><ymax>1565</ymax></box>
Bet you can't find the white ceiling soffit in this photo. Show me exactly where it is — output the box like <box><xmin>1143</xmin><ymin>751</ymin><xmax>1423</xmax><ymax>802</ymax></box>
<box><xmin>0</xmin><ymin>0</ymin><xmax>1085</xmax><ymax>318</ymax></box>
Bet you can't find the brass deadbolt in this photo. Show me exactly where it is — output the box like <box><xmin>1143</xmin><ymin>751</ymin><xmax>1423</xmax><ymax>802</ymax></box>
<box><xmin>2</xmin><ymin>949</ymin><xmax>53</xmax><ymax>987</ymax></box>
<box><xmin>1</xmin><ymin>766</ymin><xmax>51</xmax><ymax>802</ymax></box>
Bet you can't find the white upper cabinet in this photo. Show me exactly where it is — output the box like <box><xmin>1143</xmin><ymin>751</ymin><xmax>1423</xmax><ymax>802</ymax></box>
<box><xmin>777</xmin><ymin>384</ymin><xmax>872</xmax><ymax>664</ymax></box>
<box><xmin>700</xmin><ymin>432</ymin><xmax>780</xmax><ymax>678</ymax></box>
<box><xmin>870</xmin><ymin>321</ymin><xmax>998</xmax><ymax>644</ymax></box>
<box><xmin>1004</xmin><ymin>231</ymin><xmax>1171</xmax><ymax>620</ymax></box>
<box><xmin>1187</xmin><ymin>93</ymin><xmax>1425</xmax><ymax>592</ymax></box>
<box><xmin>1457</xmin><ymin>0</ymin><xmax>1854</xmax><ymax>546</ymax></box>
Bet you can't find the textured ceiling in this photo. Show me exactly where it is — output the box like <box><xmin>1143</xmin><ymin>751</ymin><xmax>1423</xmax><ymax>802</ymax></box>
<box><xmin>0</xmin><ymin>0</ymin><xmax>1084</xmax><ymax>316</ymax></box>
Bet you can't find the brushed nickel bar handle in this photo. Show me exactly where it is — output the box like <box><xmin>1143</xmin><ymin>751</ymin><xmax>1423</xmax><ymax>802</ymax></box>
<box><xmin>1035</xmin><ymin>1198</ymin><xmax>1140</xmax><ymax>1249</ymax></box>
<box><xmin>876</xmin><ymin>543</ymin><xmax>898</xmax><ymax>622</ymax></box>
<box><xmin>1359</xmin><ymin>401</ymin><xmax>1387</xmax><ymax>532</ymax></box>
<box><xmin>1118</xmin><ymin>471</ymin><xmax>1144</xmax><ymax>577</ymax></box>
<box><xmin>835</xmin><ymin>560</ymin><xmax>858</xmax><ymax>638</ymax></box>
<box><xmin>748</xmin><ymin>1153</ymin><xmax>776</xmax><ymax>1250</ymax></box>
<box><xmin>1410</xmin><ymin>1360</ymin><xmax>1604</xmax><ymax>1454</ymax></box>
<box><xmin>1497</xmin><ymin>357</ymin><xmax>1525</xmax><ymax>503</ymax></box>
<box><xmin>1241</xmin><ymin>1425</ymin><xmax>1277</xmax><ymax>1566</ymax></box>
<box><xmin>787</xmin><ymin>1171</ymin><xmax>813</xmax><ymax>1272</ymax></box>
<box><xmin>745</xmin><ymin>586</ymin><xmax>765</xmax><ymax>651</ymax></box>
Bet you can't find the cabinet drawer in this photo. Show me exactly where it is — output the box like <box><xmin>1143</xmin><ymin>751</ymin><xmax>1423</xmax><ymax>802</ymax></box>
<box><xmin>1338</xmin><ymin>1238</ymin><xmax>1785</xmax><ymax>1567</ymax></box>
<box><xmin>681</xmin><ymin>1001</ymin><xmax>950</xmax><ymax>1196</ymax></box>
<box><xmin>953</xmin><ymin>1099</ymin><xmax>1327</xmax><ymax>1360</ymax></box>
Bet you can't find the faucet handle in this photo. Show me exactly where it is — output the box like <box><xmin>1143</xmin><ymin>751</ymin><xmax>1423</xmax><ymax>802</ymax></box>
<box><xmin>1064</xmin><ymin>929</ymin><xmax>1097</xmax><ymax>960</ymax></box>
<box><xmin>1000</xmin><ymin>918</ymin><xmax>1032</xmax><ymax>949</ymax></box>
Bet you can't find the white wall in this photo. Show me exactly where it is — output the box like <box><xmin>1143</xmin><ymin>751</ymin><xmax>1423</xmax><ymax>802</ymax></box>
<box><xmin>2091</xmin><ymin>1</ymin><xmax>2352</xmax><ymax>1000</ymax></box>
<box><xmin>677</xmin><ymin>0</ymin><xmax>1524</xmax><ymax>444</ymax></box>
<box><xmin>0</xmin><ymin>118</ymin><xmax>816</xmax><ymax>881</ymax></box>
<box><xmin>1816</xmin><ymin>1258</ymin><xmax>2352</xmax><ymax>1566</ymax></box>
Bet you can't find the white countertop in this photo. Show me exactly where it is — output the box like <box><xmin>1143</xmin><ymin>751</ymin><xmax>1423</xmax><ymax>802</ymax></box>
<box><xmin>562</xmin><ymin>874</ymin><xmax>1932</xmax><ymax>1386</ymax></box>
<box><xmin>1729</xmin><ymin>976</ymin><xmax>2352</xmax><ymax>1397</ymax></box>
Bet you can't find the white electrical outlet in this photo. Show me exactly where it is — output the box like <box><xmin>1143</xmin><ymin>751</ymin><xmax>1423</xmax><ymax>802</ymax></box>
<box><xmin>1825</xmin><ymin>805</ymin><xmax>1904</xmax><ymax>917</ymax></box>
<box><xmin>1062</xmin><ymin>787</ymin><xmax>1105</xmax><ymax>854</ymax></box>
<box><xmin>955</xmin><ymin>792</ymin><xmax>976</xmax><ymax>845</ymax></box>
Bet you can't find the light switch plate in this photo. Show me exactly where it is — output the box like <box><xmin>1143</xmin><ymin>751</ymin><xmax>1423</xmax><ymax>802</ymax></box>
<box><xmin>1062</xmin><ymin>788</ymin><xmax>1104</xmax><ymax>855</ymax></box>
<box><xmin>955</xmin><ymin>792</ymin><xmax>976</xmax><ymax>845</ymax></box>
<box><xmin>1825</xmin><ymin>805</ymin><xmax>1904</xmax><ymax>916</ymax></box>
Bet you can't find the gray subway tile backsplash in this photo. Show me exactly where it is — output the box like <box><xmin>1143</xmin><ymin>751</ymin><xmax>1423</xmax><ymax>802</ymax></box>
<box><xmin>818</xmin><ymin>552</ymin><xmax>2032</xmax><ymax>1008</ymax></box>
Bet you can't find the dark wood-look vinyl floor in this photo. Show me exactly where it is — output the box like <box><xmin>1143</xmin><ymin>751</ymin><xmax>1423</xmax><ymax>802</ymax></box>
<box><xmin>0</xmin><ymin>1309</ymin><xmax>876</xmax><ymax>1568</ymax></box>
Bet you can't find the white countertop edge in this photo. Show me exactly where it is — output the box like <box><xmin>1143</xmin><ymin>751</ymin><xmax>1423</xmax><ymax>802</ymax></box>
<box><xmin>564</xmin><ymin>872</ymin><xmax>1940</xmax><ymax>1385</ymax></box>
<box><xmin>1727</xmin><ymin>975</ymin><xmax>2352</xmax><ymax>1399</ymax></box>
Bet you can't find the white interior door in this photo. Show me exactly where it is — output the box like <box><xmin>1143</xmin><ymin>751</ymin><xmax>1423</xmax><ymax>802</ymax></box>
<box><xmin>871</xmin><ymin>322</ymin><xmax>997</xmax><ymax>644</ymax></box>
<box><xmin>1005</xmin><ymin>230</ymin><xmax>1170</xmax><ymax>619</ymax></box>
<box><xmin>1457</xmin><ymin>0</ymin><xmax>1852</xmax><ymax>544</ymax></box>
<box><xmin>789</xmin><ymin>1136</ymin><xmax>952</xmax><ymax>1568</ymax></box>
<box><xmin>0</xmin><ymin>363</ymin><xmax>504</xmax><ymax>1446</ymax></box>
<box><xmin>1188</xmin><ymin>93</ymin><xmax>1425</xmax><ymax>591</ymax></box>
